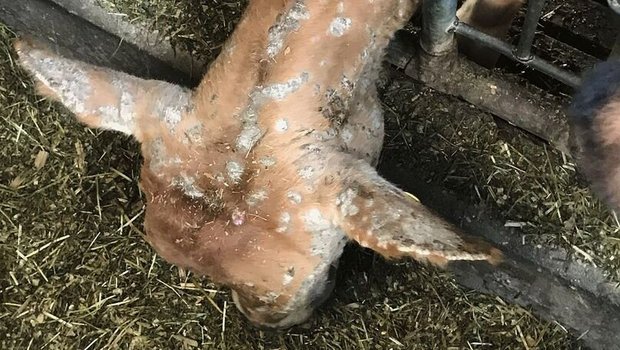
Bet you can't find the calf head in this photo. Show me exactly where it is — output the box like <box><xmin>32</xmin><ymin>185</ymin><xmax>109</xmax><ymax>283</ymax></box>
<box><xmin>568</xmin><ymin>59</ymin><xmax>620</xmax><ymax>213</ymax></box>
<box><xmin>15</xmin><ymin>0</ymin><xmax>501</xmax><ymax>329</ymax></box>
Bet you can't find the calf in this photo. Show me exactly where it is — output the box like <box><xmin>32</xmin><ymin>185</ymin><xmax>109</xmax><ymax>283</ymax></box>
<box><xmin>568</xmin><ymin>59</ymin><xmax>620</xmax><ymax>213</ymax></box>
<box><xmin>15</xmin><ymin>0</ymin><xmax>502</xmax><ymax>329</ymax></box>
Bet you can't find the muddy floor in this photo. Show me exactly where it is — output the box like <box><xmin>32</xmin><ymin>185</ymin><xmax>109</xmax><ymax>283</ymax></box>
<box><xmin>1</xmin><ymin>0</ymin><xmax>618</xmax><ymax>348</ymax></box>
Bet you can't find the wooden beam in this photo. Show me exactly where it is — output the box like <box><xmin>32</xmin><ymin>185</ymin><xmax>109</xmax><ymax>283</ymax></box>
<box><xmin>48</xmin><ymin>0</ymin><xmax>207</xmax><ymax>79</ymax></box>
<box><xmin>0</xmin><ymin>0</ymin><xmax>198</xmax><ymax>87</ymax></box>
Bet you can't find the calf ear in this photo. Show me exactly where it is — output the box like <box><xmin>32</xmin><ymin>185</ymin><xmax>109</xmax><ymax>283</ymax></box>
<box><xmin>14</xmin><ymin>38</ymin><xmax>193</xmax><ymax>143</ymax></box>
<box><xmin>336</xmin><ymin>159</ymin><xmax>502</xmax><ymax>267</ymax></box>
<box><xmin>568</xmin><ymin>60</ymin><xmax>620</xmax><ymax>212</ymax></box>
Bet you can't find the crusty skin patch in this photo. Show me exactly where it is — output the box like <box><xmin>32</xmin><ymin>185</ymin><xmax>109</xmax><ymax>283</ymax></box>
<box><xmin>15</xmin><ymin>0</ymin><xmax>507</xmax><ymax>330</ymax></box>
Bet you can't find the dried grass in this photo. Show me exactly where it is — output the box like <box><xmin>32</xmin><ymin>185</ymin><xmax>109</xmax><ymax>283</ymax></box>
<box><xmin>380</xmin><ymin>79</ymin><xmax>620</xmax><ymax>281</ymax></box>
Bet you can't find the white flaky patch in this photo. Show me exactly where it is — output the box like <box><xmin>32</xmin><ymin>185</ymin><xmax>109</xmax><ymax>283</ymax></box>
<box><xmin>258</xmin><ymin>156</ymin><xmax>277</xmax><ymax>168</ymax></box>
<box><xmin>236</xmin><ymin>99</ymin><xmax>263</xmax><ymax>154</ymax></box>
<box><xmin>276</xmin><ymin>212</ymin><xmax>291</xmax><ymax>233</ymax></box>
<box><xmin>314</xmin><ymin>127</ymin><xmax>338</xmax><ymax>141</ymax></box>
<box><xmin>340</xmin><ymin>125</ymin><xmax>353</xmax><ymax>143</ymax></box>
<box><xmin>246</xmin><ymin>189</ymin><xmax>268</xmax><ymax>207</ymax></box>
<box><xmin>235</xmin><ymin>71</ymin><xmax>308</xmax><ymax>153</ymax></box>
<box><xmin>302</xmin><ymin>208</ymin><xmax>345</xmax><ymax>257</ymax></box>
<box><xmin>275</xmin><ymin>118</ymin><xmax>289</xmax><ymax>132</ymax></box>
<box><xmin>298</xmin><ymin>166</ymin><xmax>315</xmax><ymax>180</ymax></box>
<box><xmin>261</xmin><ymin>72</ymin><xmax>309</xmax><ymax>100</ymax></box>
<box><xmin>287</xmin><ymin>191</ymin><xmax>302</xmax><ymax>204</ymax></box>
<box><xmin>258</xmin><ymin>292</ymin><xmax>281</xmax><ymax>304</ymax></box>
<box><xmin>154</xmin><ymin>83</ymin><xmax>192</xmax><ymax>132</ymax></box>
<box><xmin>370</xmin><ymin>106</ymin><xmax>383</xmax><ymax>131</ymax></box>
<box><xmin>226</xmin><ymin>161</ymin><xmax>245</xmax><ymax>185</ymax></box>
<box><xmin>341</xmin><ymin>75</ymin><xmax>354</xmax><ymax>92</ymax></box>
<box><xmin>329</xmin><ymin>17</ymin><xmax>352</xmax><ymax>37</ymax></box>
<box><xmin>237</xmin><ymin>123</ymin><xmax>263</xmax><ymax>153</ymax></box>
<box><xmin>267</xmin><ymin>210</ymin><xmax>346</xmax><ymax>328</ymax></box>
<box><xmin>172</xmin><ymin>174</ymin><xmax>204</xmax><ymax>198</ymax></box>
<box><xmin>19</xmin><ymin>48</ymin><xmax>92</xmax><ymax>116</ymax></box>
<box><xmin>97</xmin><ymin>105</ymin><xmax>132</xmax><ymax>134</ymax></box>
<box><xmin>96</xmin><ymin>76</ymin><xmax>137</xmax><ymax>134</ymax></box>
<box><xmin>266</xmin><ymin>0</ymin><xmax>310</xmax><ymax>58</ymax></box>
<box><xmin>148</xmin><ymin>137</ymin><xmax>182</xmax><ymax>174</ymax></box>
<box><xmin>336</xmin><ymin>187</ymin><xmax>359</xmax><ymax>217</ymax></box>
<box><xmin>256</xmin><ymin>208</ymin><xmax>347</xmax><ymax>328</ymax></box>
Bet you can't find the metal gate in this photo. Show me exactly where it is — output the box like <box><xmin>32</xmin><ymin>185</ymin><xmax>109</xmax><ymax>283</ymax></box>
<box><xmin>386</xmin><ymin>0</ymin><xmax>620</xmax><ymax>156</ymax></box>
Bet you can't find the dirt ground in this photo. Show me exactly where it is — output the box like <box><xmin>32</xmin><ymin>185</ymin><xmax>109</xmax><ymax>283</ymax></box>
<box><xmin>1</xmin><ymin>0</ymin><xmax>618</xmax><ymax>348</ymax></box>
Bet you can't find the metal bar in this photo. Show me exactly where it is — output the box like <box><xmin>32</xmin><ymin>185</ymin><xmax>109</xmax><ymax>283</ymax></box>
<box><xmin>515</xmin><ymin>0</ymin><xmax>547</xmax><ymax>60</ymax></box>
<box><xmin>385</xmin><ymin>29</ymin><xmax>572</xmax><ymax>155</ymax></box>
<box><xmin>454</xmin><ymin>21</ymin><xmax>581</xmax><ymax>88</ymax></box>
<box><xmin>420</xmin><ymin>0</ymin><xmax>458</xmax><ymax>55</ymax></box>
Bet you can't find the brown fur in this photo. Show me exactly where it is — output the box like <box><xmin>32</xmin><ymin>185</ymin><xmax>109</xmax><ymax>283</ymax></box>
<box><xmin>577</xmin><ymin>94</ymin><xmax>620</xmax><ymax>211</ymax></box>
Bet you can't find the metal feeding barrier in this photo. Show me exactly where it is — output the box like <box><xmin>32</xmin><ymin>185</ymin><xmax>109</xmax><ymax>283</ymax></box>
<box><xmin>428</xmin><ymin>0</ymin><xmax>581</xmax><ymax>88</ymax></box>
<box><xmin>386</xmin><ymin>0</ymin><xmax>620</xmax><ymax>156</ymax></box>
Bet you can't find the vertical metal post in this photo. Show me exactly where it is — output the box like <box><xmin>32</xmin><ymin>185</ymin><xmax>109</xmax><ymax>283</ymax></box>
<box><xmin>420</xmin><ymin>0</ymin><xmax>458</xmax><ymax>55</ymax></box>
<box><xmin>514</xmin><ymin>0</ymin><xmax>546</xmax><ymax>61</ymax></box>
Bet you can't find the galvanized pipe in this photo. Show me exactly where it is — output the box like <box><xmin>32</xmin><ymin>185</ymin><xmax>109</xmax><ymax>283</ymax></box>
<box><xmin>386</xmin><ymin>30</ymin><xmax>573</xmax><ymax>155</ymax></box>
<box><xmin>515</xmin><ymin>0</ymin><xmax>547</xmax><ymax>61</ymax></box>
<box><xmin>420</xmin><ymin>0</ymin><xmax>458</xmax><ymax>55</ymax></box>
<box><xmin>454</xmin><ymin>21</ymin><xmax>581</xmax><ymax>88</ymax></box>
